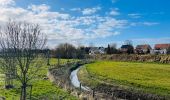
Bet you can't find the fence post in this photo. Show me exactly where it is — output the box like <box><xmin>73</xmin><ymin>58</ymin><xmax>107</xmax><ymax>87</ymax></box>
<box><xmin>20</xmin><ymin>85</ymin><xmax>23</xmax><ymax>100</ymax></box>
<box><xmin>92</xmin><ymin>89</ymin><xmax>95</xmax><ymax>98</ymax></box>
<box><xmin>47</xmin><ymin>49</ymin><xmax>50</xmax><ymax>66</ymax></box>
<box><xmin>79</xmin><ymin>83</ymin><xmax>82</xmax><ymax>93</ymax></box>
<box><xmin>58</xmin><ymin>57</ymin><xmax>60</xmax><ymax>66</ymax></box>
<box><xmin>30</xmin><ymin>85</ymin><xmax>32</xmax><ymax>100</ymax></box>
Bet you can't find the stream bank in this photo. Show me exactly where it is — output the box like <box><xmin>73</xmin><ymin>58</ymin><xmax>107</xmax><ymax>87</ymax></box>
<box><xmin>70</xmin><ymin>66</ymin><xmax>90</xmax><ymax>91</ymax></box>
<box><xmin>47</xmin><ymin>61</ymin><xmax>118</xmax><ymax>100</ymax></box>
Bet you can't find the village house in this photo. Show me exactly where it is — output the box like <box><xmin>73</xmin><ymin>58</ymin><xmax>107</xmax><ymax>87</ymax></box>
<box><xmin>135</xmin><ymin>44</ymin><xmax>152</xmax><ymax>54</ymax></box>
<box><xmin>89</xmin><ymin>47</ymin><xmax>105</xmax><ymax>55</ymax></box>
<box><xmin>120</xmin><ymin>45</ymin><xmax>134</xmax><ymax>54</ymax></box>
<box><xmin>150</xmin><ymin>44</ymin><xmax>170</xmax><ymax>54</ymax></box>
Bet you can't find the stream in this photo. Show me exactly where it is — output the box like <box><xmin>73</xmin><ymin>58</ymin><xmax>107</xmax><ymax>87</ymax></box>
<box><xmin>70</xmin><ymin>66</ymin><xmax>90</xmax><ymax>91</ymax></box>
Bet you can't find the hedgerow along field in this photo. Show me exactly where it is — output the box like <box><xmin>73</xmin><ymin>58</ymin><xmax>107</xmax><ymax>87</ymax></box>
<box><xmin>78</xmin><ymin>61</ymin><xmax>170</xmax><ymax>97</ymax></box>
<box><xmin>0</xmin><ymin>58</ymin><xmax>78</xmax><ymax>100</ymax></box>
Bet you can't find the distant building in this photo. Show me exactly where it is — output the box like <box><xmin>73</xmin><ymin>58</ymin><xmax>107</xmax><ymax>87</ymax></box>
<box><xmin>150</xmin><ymin>44</ymin><xmax>170</xmax><ymax>54</ymax></box>
<box><xmin>135</xmin><ymin>44</ymin><xmax>152</xmax><ymax>54</ymax></box>
<box><xmin>120</xmin><ymin>45</ymin><xmax>134</xmax><ymax>54</ymax></box>
<box><xmin>89</xmin><ymin>47</ymin><xmax>105</xmax><ymax>55</ymax></box>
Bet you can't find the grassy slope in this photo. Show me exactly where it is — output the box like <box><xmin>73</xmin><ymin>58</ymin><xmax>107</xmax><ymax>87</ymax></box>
<box><xmin>0</xmin><ymin>58</ymin><xmax>77</xmax><ymax>100</ymax></box>
<box><xmin>78</xmin><ymin>61</ymin><xmax>170</xmax><ymax>97</ymax></box>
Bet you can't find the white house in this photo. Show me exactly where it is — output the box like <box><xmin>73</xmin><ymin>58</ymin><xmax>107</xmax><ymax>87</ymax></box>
<box><xmin>150</xmin><ymin>49</ymin><xmax>167</xmax><ymax>54</ymax></box>
<box><xmin>151</xmin><ymin>44</ymin><xmax>170</xmax><ymax>54</ymax></box>
<box><xmin>89</xmin><ymin>47</ymin><xmax>105</xmax><ymax>55</ymax></box>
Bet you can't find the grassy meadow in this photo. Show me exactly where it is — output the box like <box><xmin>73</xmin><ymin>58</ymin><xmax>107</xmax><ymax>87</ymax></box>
<box><xmin>0</xmin><ymin>58</ymin><xmax>77</xmax><ymax>100</ymax></box>
<box><xmin>78</xmin><ymin>61</ymin><xmax>170</xmax><ymax>97</ymax></box>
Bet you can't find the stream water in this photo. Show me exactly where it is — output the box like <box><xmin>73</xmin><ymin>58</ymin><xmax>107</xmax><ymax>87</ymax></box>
<box><xmin>70</xmin><ymin>66</ymin><xmax>90</xmax><ymax>91</ymax></box>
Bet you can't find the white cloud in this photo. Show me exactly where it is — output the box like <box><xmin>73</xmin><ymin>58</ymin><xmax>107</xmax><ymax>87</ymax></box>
<box><xmin>109</xmin><ymin>9</ymin><xmax>120</xmax><ymax>16</ymax></box>
<box><xmin>70</xmin><ymin>8</ymin><xmax>81</xmax><ymax>11</ymax></box>
<box><xmin>87</xmin><ymin>17</ymin><xmax>127</xmax><ymax>38</ymax></box>
<box><xmin>143</xmin><ymin>22</ymin><xmax>159</xmax><ymax>26</ymax></box>
<box><xmin>82</xmin><ymin>6</ymin><xmax>101</xmax><ymax>15</ymax></box>
<box><xmin>28</xmin><ymin>4</ymin><xmax>50</xmax><ymax>12</ymax></box>
<box><xmin>128</xmin><ymin>13</ymin><xmax>141</xmax><ymax>18</ymax></box>
<box><xmin>0</xmin><ymin>2</ymin><xmax>128</xmax><ymax>48</ymax></box>
<box><xmin>0</xmin><ymin>0</ymin><xmax>14</xmax><ymax>6</ymax></box>
<box><xmin>130</xmin><ymin>22</ymin><xmax>159</xmax><ymax>26</ymax></box>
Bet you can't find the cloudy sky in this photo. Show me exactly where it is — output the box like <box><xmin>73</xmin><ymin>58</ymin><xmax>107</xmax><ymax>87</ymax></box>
<box><xmin>0</xmin><ymin>0</ymin><xmax>170</xmax><ymax>48</ymax></box>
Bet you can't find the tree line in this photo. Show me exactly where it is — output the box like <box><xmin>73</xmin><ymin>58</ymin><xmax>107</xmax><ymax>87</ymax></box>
<box><xmin>50</xmin><ymin>40</ymin><xmax>134</xmax><ymax>58</ymax></box>
<box><xmin>51</xmin><ymin>43</ymin><xmax>90</xmax><ymax>59</ymax></box>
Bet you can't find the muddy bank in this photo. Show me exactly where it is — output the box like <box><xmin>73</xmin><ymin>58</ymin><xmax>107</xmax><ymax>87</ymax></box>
<box><xmin>93</xmin><ymin>83</ymin><xmax>167</xmax><ymax>100</ymax></box>
<box><xmin>92</xmin><ymin>54</ymin><xmax>170</xmax><ymax>64</ymax></box>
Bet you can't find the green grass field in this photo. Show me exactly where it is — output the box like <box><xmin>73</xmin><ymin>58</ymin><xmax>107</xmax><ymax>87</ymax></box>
<box><xmin>0</xmin><ymin>58</ymin><xmax>77</xmax><ymax>100</ymax></box>
<box><xmin>78</xmin><ymin>61</ymin><xmax>170</xmax><ymax>97</ymax></box>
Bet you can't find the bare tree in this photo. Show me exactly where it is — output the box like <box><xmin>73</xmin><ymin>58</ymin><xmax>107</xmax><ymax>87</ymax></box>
<box><xmin>106</xmin><ymin>43</ymin><xmax>118</xmax><ymax>54</ymax></box>
<box><xmin>0</xmin><ymin>20</ymin><xmax>47</xmax><ymax>100</ymax></box>
<box><xmin>124</xmin><ymin>40</ymin><xmax>133</xmax><ymax>46</ymax></box>
<box><xmin>110</xmin><ymin>43</ymin><xmax>117</xmax><ymax>49</ymax></box>
<box><xmin>55</xmin><ymin>43</ymin><xmax>76</xmax><ymax>59</ymax></box>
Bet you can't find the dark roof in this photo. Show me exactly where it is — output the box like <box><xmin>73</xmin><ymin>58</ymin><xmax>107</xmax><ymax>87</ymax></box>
<box><xmin>155</xmin><ymin>44</ymin><xmax>170</xmax><ymax>49</ymax></box>
<box><xmin>136</xmin><ymin>45</ymin><xmax>151</xmax><ymax>50</ymax></box>
<box><xmin>121</xmin><ymin>45</ymin><xmax>133</xmax><ymax>49</ymax></box>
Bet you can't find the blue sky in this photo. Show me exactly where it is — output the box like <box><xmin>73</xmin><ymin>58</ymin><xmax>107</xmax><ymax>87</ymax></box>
<box><xmin>0</xmin><ymin>0</ymin><xmax>170</xmax><ymax>48</ymax></box>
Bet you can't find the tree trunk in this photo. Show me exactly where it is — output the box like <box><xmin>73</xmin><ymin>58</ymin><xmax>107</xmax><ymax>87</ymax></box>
<box><xmin>21</xmin><ymin>83</ymin><xmax>27</xmax><ymax>100</ymax></box>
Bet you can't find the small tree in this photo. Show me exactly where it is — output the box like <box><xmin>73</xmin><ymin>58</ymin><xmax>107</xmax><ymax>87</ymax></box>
<box><xmin>124</xmin><ymin>40</ymin><xmax>134</xmax><ymax>54</ymax></box>
<box><xmin>46</xmin><ymin>49</ymin><xmax>50</xmax><ymax>65</ymax></box>
<box><xmin>76</xmin><ymin>46</ymin><xmax>86</xmax><ymax>59</ymax></box>
<box><xmin>55</xmin><ymin>43</ymin><xmax>76</xmax><ymax>59</ymax></box>
<box><xmin>110</xmin><ymin>43</ymin><xmax>117</xmax><ymax>54</ymax></box>
<box><xmin>127</xmin><ymin>45</ymin><xmax>134</xmax><ymax>54</ymax></box>
<box><xmin>107</xmin><ymin>44</ymin><xmax>111</xmax><ymax>54</ymax></box>
<box><xmin>107</xmin><ymin>44</ymin><xmax>118</xmax><ymax>54</ymax></box>
<box><xmin>124</xmin><ymin>40</ymin><xmax>133</xmax><ymax>46</ymax></box>
<box><xmin>0</xmin><ymin>20</ymin><xmax>47</xmax><ymax>100</ymax></box>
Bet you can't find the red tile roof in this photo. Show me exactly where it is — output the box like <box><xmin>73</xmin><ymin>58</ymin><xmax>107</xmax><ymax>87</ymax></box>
<box><xmin>155</xmin><ymin>44</ymin><xmax>170</xmax><ymax>49</ymax></box>
<box><xmin>136</xmin><ymin>45</ymin><xmax>151</xmax><ymax>50</ymax></box>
